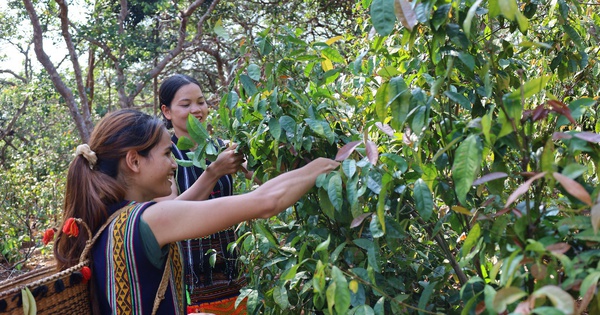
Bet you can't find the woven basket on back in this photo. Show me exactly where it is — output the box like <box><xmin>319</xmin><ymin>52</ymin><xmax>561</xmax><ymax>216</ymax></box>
<box><xmin>0</xmin><ymin>204</ymin><xmax>170</xmax><ymax>315</ymax></box>
<box><xmin>0</xmin><ymin>210</ymin><xmax>125</xmax><ymax>314</ymax></box>
<box><xmin>0</xmin><ymin>261</ymin><xmax>92</xmax><ymax>314</ymax></box>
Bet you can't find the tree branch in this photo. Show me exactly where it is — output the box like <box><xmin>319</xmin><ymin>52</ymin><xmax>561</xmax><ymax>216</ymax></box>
<box><xmin>55</xmin><ymin>0</ymin><xmax>94</xmax><ymax>132</ymax></box>
<box><xmin>21</xmin><ymin>0</ymin><xmax>91</xmax><ymax>142</ymax></box>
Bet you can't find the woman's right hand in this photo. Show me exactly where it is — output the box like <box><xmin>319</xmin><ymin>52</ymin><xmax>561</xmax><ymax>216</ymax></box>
<box><xmin>207</xmin><ymin>143</ymin><xmax>245</xmax><ymax>177</ymax></box>
<box><xmin>306</xmin><ymin>157</ymin><xmax>340</xmax><ymax>174</ymax></box>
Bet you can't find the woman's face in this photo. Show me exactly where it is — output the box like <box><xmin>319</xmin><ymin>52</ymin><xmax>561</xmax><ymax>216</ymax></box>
<box><xmin>161</xmin><ymin>83</ymin><xmax>208</xmax><ymax>139</ymax></box>
<box><xmin>137</xmin><ymin>130</ymin><xmax>177</xmax><ymax>201</ymax></box>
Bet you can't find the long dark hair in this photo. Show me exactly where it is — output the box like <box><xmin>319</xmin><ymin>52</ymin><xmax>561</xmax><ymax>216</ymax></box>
<box><xmin>54</xmin><ymin>109</ymin><xmax>166</xmax><ymax>270</ymax></box>
<box><xmin>159</xmin><ymin>74</ymin><xmax>202</xmax><ymax>129</ymax></box>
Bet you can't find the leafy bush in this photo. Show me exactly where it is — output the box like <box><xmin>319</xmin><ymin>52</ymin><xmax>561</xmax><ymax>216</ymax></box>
<box><xmin>184</xmin><ymin>1</ymin><xmax>600</xmax><ymax>314</ymax></box>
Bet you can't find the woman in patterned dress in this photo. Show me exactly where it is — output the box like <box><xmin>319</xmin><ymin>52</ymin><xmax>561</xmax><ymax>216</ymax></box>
<box><xmin>159</xmin><ymin>74</ymin><xmax>255</xmax><ymax>314</ymax></box>
<box><xmin>53</xmin><ymin>109</ymin><xmax>339</xmax><ymax>314</ymax></box>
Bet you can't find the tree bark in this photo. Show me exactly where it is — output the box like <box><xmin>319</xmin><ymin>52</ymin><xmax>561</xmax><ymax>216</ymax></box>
<box><xmin>22</xmin><ymin>0</ymin><xmax>91</xmax><ymax>142</ymax></box>
<box><xmin>56</xmin><ymin>0</ymin><xmax>94</xmax><ymax>133</ymax></box>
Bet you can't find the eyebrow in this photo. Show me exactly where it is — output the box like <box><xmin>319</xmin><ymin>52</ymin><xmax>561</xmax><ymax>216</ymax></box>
<box><xmin>177</xmin><ymin>97</ymin><xmax>205</xmax><ymax>103</ymax></box>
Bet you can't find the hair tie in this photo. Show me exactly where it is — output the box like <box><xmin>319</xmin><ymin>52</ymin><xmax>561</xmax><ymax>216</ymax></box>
<box><xmin>75</xmin><ymin>144</ymin><xmax>97</xmax><ymax>169</ymax></box>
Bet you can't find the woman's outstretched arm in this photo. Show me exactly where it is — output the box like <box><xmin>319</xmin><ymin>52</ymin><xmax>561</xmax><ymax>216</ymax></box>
<box><xmin>143</xmin><ymin>157</ymin><xmax>339</xmax><ymax>246</ymax></box>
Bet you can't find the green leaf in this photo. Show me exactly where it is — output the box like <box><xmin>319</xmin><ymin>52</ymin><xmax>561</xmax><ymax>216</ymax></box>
<box><xmin>332</xmin><ymin>266</ymin><xmax>351</xmax><ymax>314</ymax></box>
<box><xmin>593</xmin><ymin>201</ymin><xmax>600</xmax><ymax>235</ymax></box>
<box><xmin>319</xmin><ymin>188</ymin><xmax>336</xmax><ymax>220</ymax></box>
<box><xmin>314</xmin><ymin>260</ymin><xmax>327</xmax><ymax>293</ymax></box>
<box><xmin>349</xmin><ymin>305</ymin><xmax>375</xmax><ymax>315</ymax></box>
<box><xmin>541</xmin><ymin>139</ymin><xmax>556</xmax><ymax>173</ymax></box>
<box><xmin>493</xmin><ymin>287</ymin><xmax>527</xmax><ymax>313</ymax></box>
<box><xmin>370</xmin><ymin>0</ymin><xmax>397</xmax><ymax>36</ymax></box>
<box><xmin>240</xmin><ymin>74</ymin><xmax>258</xmax><ymax>96</ymax></box>
<box><xmin>488</xmin><ymin>0</ymin><xmax>500</xmax><ymax>17</ymax></box>
<box><xmin>557</xmin><ymin>97</ymin><xmax>596</xmax><ymax>127</ymax></box>
<box><xmin>367</xmin><ymin>243</ymin><xmax>381</xmax><ymax>272</ymax></box>
<box><xmin>418</xmin><ymin>281</ymin><xmax>437</xmax><ymax>311</ymax></box>
<box><xmin>342</xmin><ymin>159</ymin><xmax>357</xmax><ymax>178</ymax></box>
<box><xmin>497</xmin><ymin>0</ymin><xmax>520</xmax><ymax>20</ymax></box>
<box><xmin>186</xmin><ymin>114</ymin><xmax>210</xmax><ymax>144</ymax></box>
<box><xmin>580</xmin><ymin>271</ymin><xmax>600</xmax><ymax>299</ymax></box>
<box><xmin>376</xmin><ymin>176</ymin><xmax>390</xmax><ymax>234</ymax></box>
<box><xmin>452</xmin><ymin>135</ymin><xmax>482</xmax><ymax>206</ymax></box>
<box><xmin>563</xmin><ymin>24</ymin><xmax>584</xmax><ymax>50</ymax></box>
<box><xmin>316</xmin><ymin>235</ymin><xmax>331</xmax><ymax>252</ymax></box>
<box><xmin>254</xmin><ymin>221</ymin><xmax>278</xmax><ymax>247</ymax></box>
<box><xmin>530</xmin><ymin>285</ymin><xmax>575</xmax><ymax>314</ymax></box>
<box><xmin>268</xmin><ymin>117</ymin><xmax>281</xmax><ymax>141</ymax></box>
<box><xmin>462</xmin><ymin>223</ymin><xmax>481</xmax><ymax>257</ymax></box>
<box><xmin>176</xmin><ymin>136</ymin><xmax>195</xmax><ymax>150</ymax></box>
<box><xmin>213</xmin><ymin>18</ymin><xmax>229</xmax><ymax>39</ymax></box>
<box><xmin>506</xmin><ymin>75</ymin><xmax>552</xmax><ymax>101</ymax></box>
<box><xmin>387</xmin><ymin>76</ymin><xmax>411</xmax><ymax>130</ymax></box>
<box><xmin>413</xmin><ymin>179</ymin><xmax>433</xmax><ymax>221</ymax></box>
<box><xmin>431</xmin><ymin>4</ymin><xmax>451</xmax><ymax>30</ymax></box>
<box><xmin>305</xmin><ymin>118</ymin><xmax>335</xmax><ymax>144</ymax></box>
<box><xmin>247</xmin><ymin>63</ymin><xmax>261</xmax><ymax>81</ymax></box>
<box><xmin>463</xmin><ymin>0</ymin><xmax>483</xmax><ymax>38</ymax></box>
<box><xmin>375</xmin><ymin>82</ymin><xmax>390</xmax><ymax>121</ymax></box>
<box><xmin>280</xmin><ymin>115</ymin><xmax>297</xmax><ymax>134</ymax></box>
<box><xmin>273</xmin><ymin>285</ymin><xmax>290</xmax><ymax>309</ymax></box>
<box><xmin>227</xmin><ymin>91</ymin><xmax>239</xmax><ymax>109</ymax></box>
<box><xmin>458</xmin><ymin>52</ymin><xmax>476</xmax><ymax>72</ymax></box>
<box><xmin>328</xmin><ymin>173</ymin><xmax>343</xmax><ymax>211</ymax></box>
<box><xmin>322</xmin><ymin>47</ymin><xmax>346</xmax><ymax>64</ymax></box>
<box><xmin>445</xmin><ymin>91</ymin><xmax>471</xmax><ymax>110</ymax></box>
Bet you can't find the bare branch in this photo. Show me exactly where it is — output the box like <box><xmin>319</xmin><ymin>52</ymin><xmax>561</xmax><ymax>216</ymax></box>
<box><xmin>21</xmin><ymin>0</ymin><xmax>91</xmax><ymax>142</ymax></box>
<box><xmin>55</xmin><ymin>0</ymin><xmax>94</xmax><ymax>132</ymax></box>
<box><xmin>127</xmin><ymin>0</ymin><xmax>222</xmax><ymax>105</ymax></box>
<box><xmin>0</xmin><ymin>70</ymin><xmax>27</xmax><ymax>83</ymax></box>
<box><xmin>0</xmin><ymin>98</ymin><xmax>29</xmax><ymax>144</ymax></box>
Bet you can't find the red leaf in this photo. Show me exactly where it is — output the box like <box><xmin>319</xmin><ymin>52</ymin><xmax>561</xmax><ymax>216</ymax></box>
<box><xmin>473</xmin><ymin>172</ymin><xmax>508</xmax><ymax>186</ymax></box>
<box><xmin>335</xmin><ymin>140</ymin><xmax>361</xmax><ymax>161</ymax></box>
<box><xmin>553</xmin><ymin>172</ymin><xmax>592</xmax><ymax>206</ymax></box>
<box><xmin>394</xmin><ymin>0</ymin><xmax>418</xmax><ymax>31</ymax></box>
<box><xmin>365</xmin><ymin>140</ymin><xmax>379</xmax><ymax>165</ymax></box>
<box><xmin>532</xmin><ymin>104</ymin><xmax>549</xmax><ymax>121</ymax></box>
<box><xmin>375</xmin><ymin>122</ymin><xmax>395</xmax><ymax>137</ymax></box>
<box><xmin>545</xmin><ymin>242</ymin><xmax>571</xmax><ymax>255</ymax></box>
<box><xmin>492</xmin><ymin>207</ymin><xmax>512</xmax><ymax>218</ymax></box>
<box><xmin>547</xmin><ymin>100</ymin><xmax>576</xmax><ymax>124</ymax></box>
<box><xmin>350</xmin><ymin>213</ymin><xmax>372</xmax><ymax>228</ymax></box>
<box><xmin>574</xmin><ymin>131</ymin><xmax>600</xmax><ymax>143</ymax></box>
<box><xmin>504</xmin><ymin>172</ymin><xmax>546</xmax><ymax>208</ymax></box>
<box><xmin>552</xmin><ymin>132</ymin><xmax>572</xmax><ymax>140</ymax></box>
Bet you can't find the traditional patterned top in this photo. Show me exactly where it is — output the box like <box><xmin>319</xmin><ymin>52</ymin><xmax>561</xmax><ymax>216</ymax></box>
<box><xmin>171</xmin><ymin>135</ymin><xmax>247</xmax><ymax>305</ymax></box>
<box><xmin>92</xmin><ymin>201</ymin><xmax>185</xmax><ymax>314</ymax></box>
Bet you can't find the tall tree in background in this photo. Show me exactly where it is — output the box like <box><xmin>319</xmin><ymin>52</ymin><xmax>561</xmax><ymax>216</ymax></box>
<box><xmin>20</xmin><ymin>0</ymin><xmax>223</xmax><ymax>142</ymax></box>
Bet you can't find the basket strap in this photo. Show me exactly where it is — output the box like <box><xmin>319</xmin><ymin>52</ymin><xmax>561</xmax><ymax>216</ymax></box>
<box><xmin>78</xmin><ymin>203</ymin><xmax>136</xmax><ymax>262</ymax></box>
<box><xmin>152</xmin><ymin>250</ymin><xmax>172</xmax><ymax>315</ymax></box>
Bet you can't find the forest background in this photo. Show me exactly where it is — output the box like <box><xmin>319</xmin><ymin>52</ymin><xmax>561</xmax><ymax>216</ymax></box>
<box><xmin>1</xmin><ymin>0</ymin><xmax>600</xmax><ymax>314</ymax></box>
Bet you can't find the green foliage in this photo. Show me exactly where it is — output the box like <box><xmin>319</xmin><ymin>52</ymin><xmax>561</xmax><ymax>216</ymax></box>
<box><xmin>0</xmin><ymin>81</ymin><xmax>76</xmax><ymax>268</ymax></box>
<box><xmin>3</xmin><ymin>0</ymin><xmax>600</xmax><ymax>314</ymax></box>
<box><xmin>183</xmin><ymin>1</ymin><xmax>600</xmax><ymax>314</ymax></box>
